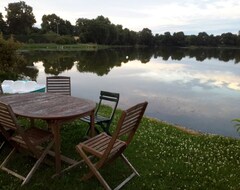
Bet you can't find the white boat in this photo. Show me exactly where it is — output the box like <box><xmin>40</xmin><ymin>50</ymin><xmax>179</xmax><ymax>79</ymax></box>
<box><xmin>1</xmin><ymin>80</ymin><xmax>45</xmax><ymax>94</ymax></box>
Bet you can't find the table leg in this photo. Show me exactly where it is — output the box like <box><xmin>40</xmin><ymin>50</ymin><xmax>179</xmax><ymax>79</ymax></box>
<box><xmin>30</xmin><ymin>118</ymin><xmax>35</xmax><ymax>127</ymax></box>
<box><xmin>49</xmin><ymin>122</ymin><xmax>61</xmax><ymax>174</ymax></box>
<box><xmin>90</xmin><ymin>110</ymin><xmax>95</xmax><ymax>137</ymax></box>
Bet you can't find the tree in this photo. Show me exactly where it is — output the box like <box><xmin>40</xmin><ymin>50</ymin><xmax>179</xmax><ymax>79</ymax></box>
<box><xmin>172</xmin><ymin>31</ymin><xmax>186</xmax><ymax>46</ymax></box>
<box><xmin>41</xmin><ymin>14</ymin><xmax>73</xmax><ymax>35</ymax></box>
<box><xmin>0</xmin><ymin>13</ymin><xmax>7</xmax><ymax>34</ymax></box>
<box><xmin>5</xmin><ymin>1</ymin><xmax>36</xmax><ymax>34</ymax></box>
<box><xmin>75</xmin><ymin>18</ymin><xmax>91</xmax><ymax>42</ymax></box>
<box><xmin>41</xmin><ymin>14</ymin><xmax>60</xmax><ymax>34</ymax></box>
<box><xmin>160</xmin><ymin>32</ymin><xmax>173</xmax><ymax>46</ymax></box>
<box><xmin>89</xmin><ymin>16</ymin><xmax>115</xmax><ymax>44</ymax></box>
<box><xmin>196</xmin><ymin>32</ymin><xmax>209</xmax><ymax>46</ymax></box>
<box><xmin>138</xmin><ymin>28</ymin><xmax>154</xmax><ymax>46</ymax></box>
<box><xmin>128</xmin><ymin>30</ymin><xmax>138</xmax><ymax>45</ymax></box>
<box><xmin>220</xmin><ymin>32</ymin><xmax>237</xmax><ymax>46</ymax></box>
<box><xmin>75</xmin><ymin>15</ymin><xmax>118</xmax><ymax>44</ymax></box>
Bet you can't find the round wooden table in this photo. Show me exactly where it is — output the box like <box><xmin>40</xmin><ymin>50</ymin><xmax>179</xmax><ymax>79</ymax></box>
<box><xmin>0</xmin><ymin>93</ymin><xmax>96</xmax><ymax>174</ymax></box>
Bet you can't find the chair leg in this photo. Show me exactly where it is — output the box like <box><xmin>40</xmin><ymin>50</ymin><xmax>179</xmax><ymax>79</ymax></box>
<box><xmin>114</xmin><ymin>172</ymin><xmax>136</xmax><ymax>190</ymax></box>
<box><xmin>0</xmin><ymin>141</ymin><xmax>5</xmax><ymax>150</ymax></box>
<box><xmin>78</xmin><ymin>147</ymin><xmax>111</xmax><ymax>190</ymax></box>
<box><xmin>108</xmin><ymin>154</ymin><xmax>139</xmax><ymax>190</ymax></box>
<box><xmin>0</xmin><ymin>148</ymin><xmax>26</xmax><ymax>181</ymax></box>
<box><xmin>21</xmin><ymin>141</ymin><xmax>54</xmax><ymax>186</ymax></box>
<box><xmin>30</xmin><ymin>118</ymin><xmax>35</xmax><ymax>128</ymax></box>
<box><xmin>1</xmin><ymin>148</ymin><xmax>16</xmax><ymax>168</ymax></box>
<box><xmin>99</xmin><ymin>123</ymin><xmax>111</xmax><ymax>135</ymax></box>
<box><xmin>105</xmin><ymin>122</ymin><xmax>111</xmax><ymax>135</ymax></box>
<box><xmin>85</xmin><ymin>124</ymin><xmax>100</xmax><ymax>136</ymax></box>
<box><xmin>0</xmin><ymin>142</ymin><xmax>54</xmax><ymax>186</ymax></box>
<box><xmin>82</xmin><ymin>154</ymin><xmax>139</xmax><ymax>190</ymax></box>
<box><xmin>120</xmin><ymin>154</ymin><xmax>139</xmax><ymax>176</ymax></box>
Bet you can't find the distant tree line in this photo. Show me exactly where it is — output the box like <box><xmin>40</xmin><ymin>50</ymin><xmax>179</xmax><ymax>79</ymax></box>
<box><xmin>1</xmin><ymin>1</ymin><xmax>240</xmax><ymax>47</ymax></box>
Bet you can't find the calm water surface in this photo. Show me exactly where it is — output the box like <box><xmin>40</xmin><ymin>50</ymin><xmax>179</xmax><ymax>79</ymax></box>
<box><xmin>18</xmin><ymin>48</ymin><xmax>240</xmax><ymax>138</ymax></box>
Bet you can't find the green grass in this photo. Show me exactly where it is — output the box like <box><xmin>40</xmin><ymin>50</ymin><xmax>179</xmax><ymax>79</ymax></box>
<box><xmin>1</xmin><ymin>107</ymin><xmax>240</xmax><ymax>189</ymax></box>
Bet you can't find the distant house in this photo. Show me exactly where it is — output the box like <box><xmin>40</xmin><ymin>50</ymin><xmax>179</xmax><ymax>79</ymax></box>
<box><xmin>74</xmin><ymin>36</ymin><xmax>80</xmax><ymax>41</ymax></box>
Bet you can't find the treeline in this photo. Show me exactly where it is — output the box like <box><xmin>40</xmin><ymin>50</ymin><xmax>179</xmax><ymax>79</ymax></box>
<box><xmin>1</xmin><ymin>1</ymin><xmax>240</xmax><ymax>47</ymax></box>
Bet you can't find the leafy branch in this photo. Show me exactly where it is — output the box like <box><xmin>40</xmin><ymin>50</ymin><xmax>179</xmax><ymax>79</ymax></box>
<box><xmin>232</xmin><ymin>119</ymin><xmax>240</xmax><ymax>133</ymax></box>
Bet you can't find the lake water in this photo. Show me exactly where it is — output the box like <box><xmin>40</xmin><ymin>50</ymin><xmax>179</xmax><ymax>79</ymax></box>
<box><xmin>16</xmin><ymin>48</ymin><xmax>240</xmax><ymax>138</ymax></box>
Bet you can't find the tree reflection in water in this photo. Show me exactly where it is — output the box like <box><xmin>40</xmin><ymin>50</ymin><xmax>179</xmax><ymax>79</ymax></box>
<box><xmin>0</xmin><ymin>48</ymin><xmax>240</xmax><ymax>81</ymax></box>
<box><xmin>6</xmin><ymin>47</ymin><xmax>240</xmax><ymax>81</ymax></box>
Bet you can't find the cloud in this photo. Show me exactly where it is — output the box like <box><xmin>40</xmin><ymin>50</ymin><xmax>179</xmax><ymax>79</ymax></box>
<box><xmin>120</xmin><ymin>59</ymin><xmax>240</xmax><ymax>92</ymax></box>
<box><xmin>1</xmin><ymin>0</ymin><xmax>240</xmax><ymax>34</ymax></box>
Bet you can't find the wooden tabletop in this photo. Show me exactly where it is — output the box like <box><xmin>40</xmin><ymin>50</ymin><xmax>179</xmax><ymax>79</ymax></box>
<box><xmin>0</xmin><ymin>93</ymin><xmax>95</xmax><ymax>120</ymax></box>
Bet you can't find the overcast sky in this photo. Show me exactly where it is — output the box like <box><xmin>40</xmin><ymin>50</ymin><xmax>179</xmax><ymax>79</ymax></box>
<box><xmin>0</xmin><ymin>0</ymin><xmax>240</xmax><ymax>35</ymax></box>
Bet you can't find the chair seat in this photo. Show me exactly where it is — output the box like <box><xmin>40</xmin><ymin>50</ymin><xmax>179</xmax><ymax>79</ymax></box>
<box><xmin>77</xmin><ymin>133</ymin><xmax>126</xmax><ymax>158</ymax></box>
<box><xmin>81</xmin><ymin>115</ymin><xmax>110</xmax><ymax>124</ymax></box>
<box><xmin>11</xmin><ymin>127</ymin><xmax>53</xmax><ymax>146</ymax></box>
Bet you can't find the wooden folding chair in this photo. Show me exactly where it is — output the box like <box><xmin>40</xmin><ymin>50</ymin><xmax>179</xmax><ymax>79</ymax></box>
<box><xmin>0</xmin><ymin>101</ymin><xmax>54</xmax><ymax>186</ymax></box>
<box><xmin>76</xmin><ymin>101</ymin><xmax>148</xmax><ymax>190</ymax></box>
<box><xmin>81</xmin><ymin>91</ymin><xmax>120</xmax><ymax>135</ymax></box>
<box><xmin>46</xmin><ymin>76</ymin><xmax>71</xmax><ymax>96</ymax></box>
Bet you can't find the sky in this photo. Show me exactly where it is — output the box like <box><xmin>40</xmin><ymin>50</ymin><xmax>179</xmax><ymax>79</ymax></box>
<box><xmin>0</xmin><ymin>0</ymin><xmax>240</xmax><ymax>35</ymax></box>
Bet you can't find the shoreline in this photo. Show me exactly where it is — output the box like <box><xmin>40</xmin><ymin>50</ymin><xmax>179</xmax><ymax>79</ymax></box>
<box><xmin>147</xmin><ymin>116</ymin><xmax>240</xmax><ymax>139</ymax></box>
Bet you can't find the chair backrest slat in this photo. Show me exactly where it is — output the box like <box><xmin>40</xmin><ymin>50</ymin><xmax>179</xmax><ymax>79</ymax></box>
<box><xmin>46</xmin><ymin>76</ymin><xmax>71</xmax><ymax>96</ymax></box>
<box><xmin>100</xmin><ymin>91</ymin><xmax>119</xmax><ymax>99</ymax></box>
<box><xmin>100</xmin><ymin>96</ymin><xmax>118</xmax><ymax>102</ymax></box>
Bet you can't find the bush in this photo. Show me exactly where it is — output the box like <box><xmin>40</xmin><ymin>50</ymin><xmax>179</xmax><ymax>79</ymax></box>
<box><xmin>56</xmin><ymin>35</ymin><xmax>75</xmax><ymax>44</ymax></box>
<box><xmin>28</xmin><ymin>38</ymin><xmax>34</xmax><ymax>43</ymax></box>
<box><xmin>0</xmin><ymin>34</ymin><xmax>26</xmax><ymax>81</ymax></box>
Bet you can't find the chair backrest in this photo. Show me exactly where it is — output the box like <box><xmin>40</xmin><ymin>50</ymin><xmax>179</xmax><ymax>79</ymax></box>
<box><xmin>96</xmin><ymin>91</ymin><xmax>120</xmax><ymax>120</ymax></box>
<box><xmin>0</xmin><ymin>102</ymin><xmax>35</xmax><ymax>152</ymax></box>
<box><xmin>46</xmin><ymin>76</ymin><xmax>71</xmax><ymax>96</ymax></box>
<box><xmin>0</xmin><ymin>102</ymin><xmax>17</xmax><ymax>146</ymax></box>
<box><xmin>103</xmin><ymin>101</ymin><xmax>148</xmax><ymax>158</ymax></box>
<box><xmin>0</xmin><ymin>102</ymin><xmax>18</xmax><ymax>132</ymax></box>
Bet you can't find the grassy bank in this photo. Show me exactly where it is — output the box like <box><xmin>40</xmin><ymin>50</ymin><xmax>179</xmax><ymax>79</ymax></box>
<box><xmin>20</xmin><ymin>43</ymin><xmax>110</xmax><ymax>51</ymax></box>
<box><xmin>1</xmin><ymin>107</ymin><xmax>240</xmax><ymax>189</ymax></box>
